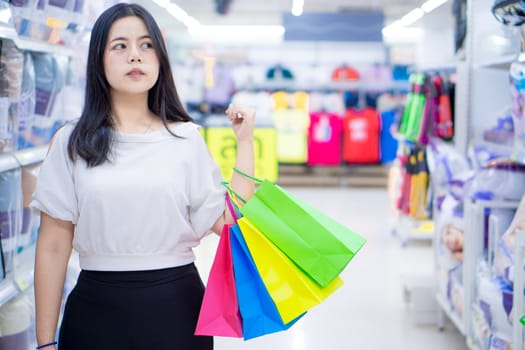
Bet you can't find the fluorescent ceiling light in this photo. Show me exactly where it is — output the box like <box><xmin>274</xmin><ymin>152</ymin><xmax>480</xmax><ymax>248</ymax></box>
<box><xmin>189</xmin><ymin>25</ymin><xmax>285</xmax><ymax>38</ymax></box>
<box><xmin>401</xmin><ymin>8</ymin><xmax>424</xmax><ymax>26</ymax></box>
<box><xmin>421</xmin><ymin>0</ymin><xmax>449</xmax><ymax>13</ymax></box>
<box><xmin>153</xmin><ymin>1</ymin><xmax>200</xmax><ymax>29</ymax></box>
<box><xmin>292</xmin><ymin>0</ymin><xmax>304</xmax><ymax>16</ymax></box>
<box><xmin>152</xmin><ymin>0</ymin><xmax>171</xmax><ymax>7</ymax></box>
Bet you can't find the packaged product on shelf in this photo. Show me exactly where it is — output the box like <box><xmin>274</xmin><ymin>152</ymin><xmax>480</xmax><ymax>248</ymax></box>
<box><xmin>30</xmin><ymin>52</ymin><xmax>65</xmax><ymax>145</ymax></box>
<box><xmin>447</xmin><ymin>264</ymin><xmax>464</xmax><ymax>318</ymax></box>
<box><xmin>0</xmin><ymin>168</ymin><xmax>22</xmax><ymax>274</ymax></box>
<box><xmin>467</xmin><ymin>160</ymin><xmax>525</xmax><ymax>201</ymax></box>
<box><xmin>472</xmin><ymin>303</ymin><xmax>491</xmax><ymax>349</ymax></box>
<box><xmin>10</xmin><ymin>0</ymin><xmax>51</xmax><ymax>42</ymax></box>
<box><xmin>0</xmin><ymin>39</ymin><xmax>24</xmax><ymax>153</ymax></box>
<box><xmin>476</xmin><ymin>272</ymin><xmax>513</xmax><ymax>343</ymax></box>
<box><xmin>17</xmin><ymin>52</ymin><xmax>36</xmax><ymax>150</ymax></box>
<box><xmin>18</xmin><ymin>164</ymin><xmax>39</xmax><ymax>251</ymax></box>
<box><xmin>482</xmin><ymin>110</ymin><xmax>513</xmax><ymax>146</ymax></box>
<box><xmin>487</xmin><ymin>208</ymin><xmax>517</xmax><ymax>285</ymax></box>
<box><xmin>495</xmin><ymin>196</ymin><xmax>525</xmax><ymax>286</ymax></box>
<box><xmin>399</xmin><ymin>73</ymin><xmax>427</xmax><ymax>143</ymax></box>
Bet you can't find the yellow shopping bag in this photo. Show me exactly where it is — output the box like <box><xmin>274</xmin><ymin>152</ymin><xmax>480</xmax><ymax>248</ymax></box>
<box><xmin>237</xmin><ymin>217</ymin><xmax>344</xmax><ymax>324</ymax></box>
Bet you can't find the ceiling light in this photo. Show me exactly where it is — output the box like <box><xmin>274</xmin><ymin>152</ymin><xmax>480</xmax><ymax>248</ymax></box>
<box><xmin>292</xmin><ymin>0</ymin><xmax>304</xmax><ymax>16</ymax></box>
<box><xmin>421</xmin><ymin>0</ymin><xmax>449</xmax><ymax>13</ymax></box>
<box><xmin>152</xmin><ymin>0</ymin><xmax>171</xmax><ymax>7</ymax></box>
<box><xmin>401</xmin><ymin>8</ymin><xmax>424</xmax><ymax>26</ymax></box>
<box><xmin>166</xmin><ymin>3</ymin><xmax>201</xmax><ymax>29</ymax></box>
<box><xmin>189</xmin><ymin>25</ymin><xmax>285</xmax><ymax>38</ymax></box>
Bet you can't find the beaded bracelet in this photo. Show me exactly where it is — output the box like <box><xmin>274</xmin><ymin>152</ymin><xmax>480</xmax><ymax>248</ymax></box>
<box><xmin>36</xmin><ymin>341</ymin><xmax>57</xmax><ymax>349</ymax></box>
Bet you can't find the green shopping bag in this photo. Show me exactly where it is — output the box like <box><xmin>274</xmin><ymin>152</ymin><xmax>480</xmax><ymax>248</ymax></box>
<box><xmin>225</xmin><ymin>169</ymin><xmax>366</xmax><ymax>288</ymax></box>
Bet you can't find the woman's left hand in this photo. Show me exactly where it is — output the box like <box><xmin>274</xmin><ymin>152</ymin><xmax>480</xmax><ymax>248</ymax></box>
<box><xmin>225</xmin><ymin>103</ymin><xmax>255</xmax><ymax>142</ymax></box>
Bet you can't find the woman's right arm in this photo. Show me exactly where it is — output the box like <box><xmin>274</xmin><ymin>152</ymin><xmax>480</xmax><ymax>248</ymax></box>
<box><xmin>34</xmin><ymin>212</ymin><xmax>74</xmax><ymax>348</ymax></box>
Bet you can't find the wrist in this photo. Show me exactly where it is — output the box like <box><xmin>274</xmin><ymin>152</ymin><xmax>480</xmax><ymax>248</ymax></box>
<box><xmin>36</xmin><ymin>341</ymin><xmax>57</xmax><ymax>349</ymax></box>
<box><xmin>236</xmin><ymin>137</ymin><xmax>254</xmax><ymax>144</ymax></box>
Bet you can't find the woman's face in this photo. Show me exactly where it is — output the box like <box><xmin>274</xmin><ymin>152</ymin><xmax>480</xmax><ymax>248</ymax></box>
<box><xmin>103</xmin><ymin>16</ymin><xmax>159</xmax><ymax>98</ymax></box>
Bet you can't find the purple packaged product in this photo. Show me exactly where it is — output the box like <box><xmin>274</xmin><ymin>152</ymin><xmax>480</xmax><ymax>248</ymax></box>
<box><xmin>490</xmin><ymin>336</ymin><xmax>507</xmax><ymax>350</ymax></box>
<box><xmin>48</xmin><ymin>0</ymin><xmax>68</xmax><ymax>8</ymax></box>
<box><xmin>74</xmin><ymin>0</ymin><xmax>84</xmax><ymax>12</ymax></box>
<box><xmin>9</xmin><ymin>0</ymin><xmax>30</xmax><ymax>7</ymax></box>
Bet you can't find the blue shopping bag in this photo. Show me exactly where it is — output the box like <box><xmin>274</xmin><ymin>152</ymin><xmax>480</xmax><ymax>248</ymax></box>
<box><xmin>229</xmin><ymin>225</ymin><xmax>303</xmax><ymax>340</ymax></box>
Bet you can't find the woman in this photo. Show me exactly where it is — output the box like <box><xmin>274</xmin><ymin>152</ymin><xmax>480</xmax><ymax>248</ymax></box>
<box><xmin>32</xmin><ymin>3</ymin><xmax>255</xmax><ymax>350</ymax></box>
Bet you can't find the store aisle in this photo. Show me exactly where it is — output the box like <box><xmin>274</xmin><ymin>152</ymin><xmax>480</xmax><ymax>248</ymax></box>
<box><xmin>194</xmin><ymin>187</ymin><xmax>468</xmax><ymax>350</ymax></box>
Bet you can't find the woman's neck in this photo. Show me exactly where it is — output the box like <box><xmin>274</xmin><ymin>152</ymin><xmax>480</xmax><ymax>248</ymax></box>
<box><xmin>110</xmin><ymin>93</ymin><xmax>155</xmax><ymax>133</ymax></box>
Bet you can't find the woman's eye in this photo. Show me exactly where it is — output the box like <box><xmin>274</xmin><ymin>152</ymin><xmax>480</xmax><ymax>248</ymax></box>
<box><xmin>113</xmin><ymin>43</ymin><xmax>125</xmax><ymax>50</ymax></box>
<box><xmin>141</xmin><ymin>42</ymin><xmax>153</xmax><ymax>49</ymax></box>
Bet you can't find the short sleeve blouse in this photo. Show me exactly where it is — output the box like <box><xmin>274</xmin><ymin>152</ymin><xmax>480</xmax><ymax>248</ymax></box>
<box><xmin>31</xmin><ymin>122</ymin><xmax>226</xmax><ymax>271</ymax></box>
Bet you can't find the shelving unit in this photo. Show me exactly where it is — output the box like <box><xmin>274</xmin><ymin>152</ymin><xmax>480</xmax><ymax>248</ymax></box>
<box><xmin>238</xmin><ymin>80</ymin><xmax>409</xmax><ymax>92</ymax></box>
<box><xmin>435</xmin><ymin>198</ymin><xmax>520</xmax><ymax>349</ymax></box>
<box><xmin>0</xmin><ymin>5</ymin><xmax>76</xmax><ymax>315</ymax></box>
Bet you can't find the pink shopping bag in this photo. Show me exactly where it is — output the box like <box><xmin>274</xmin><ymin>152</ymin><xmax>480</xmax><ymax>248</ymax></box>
<box><xmin>195</xmin><ymin>224</ymin><xmax>243</xmax><ymax>337</ymax></box>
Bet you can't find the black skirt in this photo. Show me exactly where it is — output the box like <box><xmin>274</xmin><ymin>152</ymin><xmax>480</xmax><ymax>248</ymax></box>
<box><xmin>58</xmin><ymin>263</ymin><xmax>213</xmax><ymax>350</ymax></box>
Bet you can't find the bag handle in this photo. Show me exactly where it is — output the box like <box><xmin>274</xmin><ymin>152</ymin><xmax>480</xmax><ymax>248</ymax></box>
<box><xmin>222</xmin><ymin>181</ymin><xmax>247</xmax><ymax>204</ymax></box>
<box><xmin>222</xmin><ymin>168</ymin><xmax>262</xmax><ymax>206</ymax></box>
<box><xmin>225</xmin><ymin>192</ymin><xmax>241</xmax><ymax>222</ymax></box>
<box><xmin>233</xmin><ymin>168</ymin><xmax>263</xmax><ymax>183</ymax></box>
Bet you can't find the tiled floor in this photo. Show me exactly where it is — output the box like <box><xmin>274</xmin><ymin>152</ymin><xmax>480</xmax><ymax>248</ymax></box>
<box><xmin>194</xmin><ymin>187</ymin><xmax>469</xmax><ymax>350</ymax></box>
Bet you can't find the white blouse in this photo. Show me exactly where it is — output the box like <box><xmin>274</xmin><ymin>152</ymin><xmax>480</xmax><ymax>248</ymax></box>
<box><xmin>31</xmin><ymin>122</ymin><xmax>226</xmax><ymax>271</ymax></box>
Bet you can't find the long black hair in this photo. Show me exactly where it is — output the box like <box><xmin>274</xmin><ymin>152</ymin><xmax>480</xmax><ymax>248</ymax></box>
<box><xmin>68</xmin><ymin>3</ymin><xmax>192</xmax><ymax>167</ymax></box>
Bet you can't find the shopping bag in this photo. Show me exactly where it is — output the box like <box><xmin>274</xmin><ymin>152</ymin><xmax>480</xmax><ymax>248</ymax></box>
<box><xmin>195</xmin><ymin>224</ymin><xmax>243</xmax><ymax>338</ymax></box>
<box><xmin>237</xmin><ymin>217</ymin><xmax>344</xmax><ymax>324</ymax></box>
<box><xmin>229</xmin><ymin>224</ymin><xmax>302</xmax><ymax>340</ymax></box>
<box><xmin>226</xmin><ymin>169</ymin><xmax>366</xmax><ymax>288</ymax></box>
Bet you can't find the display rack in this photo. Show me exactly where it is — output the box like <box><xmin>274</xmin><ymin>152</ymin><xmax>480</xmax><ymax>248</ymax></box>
<box><xmin>435</xmin><ymin>198</ymin><xmax>520</xmax><ymax>349</ymax></box>
<box><xmin>0</xmin><ymin>5</ymin><xmax>76</xmax><ymax>313</ymax></box>
<box><xmin>238</xmin><ymin>80</ymin><xmax>409</xmax><ymax>92</ymax></box>
<box><xmin>0</xmin><ymin>150</ymin><xmax>46</xmax><ymax>310</ymax></box>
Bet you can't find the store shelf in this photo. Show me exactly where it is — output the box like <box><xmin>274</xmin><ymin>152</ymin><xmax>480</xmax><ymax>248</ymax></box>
<box><xmin>13</xmin><ymin>146</ymin><xmax>48</xmax><ymax>166</ymax></box>
<box><xmin>475</xmin><ymin>53</ymin><xmax>519</xmax><ymax>70</ymax></box>
<box><xmin>436</xmin><ymin>293</ymin><xmax>466</xmax><ymax>335</ymax></box>
<box><xmin>0</xmin><ymin>245</ymin><xmax>36</xmax><ymax>309</ymax></box>
<box><xmin>394</xmin><ymin>215</ymin><xmax>434</xmax><ymax>246</ymax></box>
<box><xmin>13</xmin><ymin>36</ymin><xmax>74</xmax><ymax>56</ymax></box>
<box><xmin>0</xmin><ymin>279</ymin><xmax>22</xmax><ymax>308</ymax></box>
<box><xmin>0</xmin><ymin>145</ymin><xmax>47</xmax><ymax>173</ymax></box>
<box><xmin>0</xmin><ymin>11</ymin><xmax>74</xmax><ymax>56</ymax></box>
<box><xmin>0</xmin><ymin>153</ymin><xmax>20</xmax><ymax>172</ymax></box>
<box><xmin>238</xmin><ymin>80</ymin><xmax>409</xmax><ymax>92</ymax></box>
<box><xmin>277</xmin><ymin>164</ymin><xmax>388</xmax><ymax>187</ymax></box>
